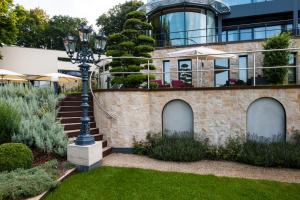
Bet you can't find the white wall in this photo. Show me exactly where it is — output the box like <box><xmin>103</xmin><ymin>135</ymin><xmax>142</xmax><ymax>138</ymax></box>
<box><xmin>0</xmin><ymin>46</ymin><xmax>97</xmax><ymax>76</ymax></box>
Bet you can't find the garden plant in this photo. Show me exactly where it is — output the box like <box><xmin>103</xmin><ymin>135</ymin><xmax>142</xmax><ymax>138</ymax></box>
<box><xmin>0</xmin><ymin>84</ymin><xmax>68</xmax><ymax>156</ymax></box>
<box><xmin>106</xmin><ymin>10</ymin><xmax>156</xmax><ymax>88</ymax></box>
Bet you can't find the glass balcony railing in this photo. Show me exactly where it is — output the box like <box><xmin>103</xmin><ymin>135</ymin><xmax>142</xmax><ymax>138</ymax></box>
<box><xmin>152</xmin><ymin>19</ymin><xmax>300</xmax><ymax>47</ymax></box>
<box><xmin>225</xmin><ymin>0</ymin><xmax>273</xmax><ymax>6</ymax></box>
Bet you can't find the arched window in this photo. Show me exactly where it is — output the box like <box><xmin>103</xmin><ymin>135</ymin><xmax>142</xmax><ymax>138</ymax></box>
<box><xmin>247</xmin><ymin>98</ymin><xmax>286</xmax><ymax>141</ymax></box>
<box><xmin>162</xmin><ymin>99</ymin><xmax>194</xmax><ymax>137</ymax></box>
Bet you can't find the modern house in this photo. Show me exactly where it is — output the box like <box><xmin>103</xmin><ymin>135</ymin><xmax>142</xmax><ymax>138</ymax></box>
<box><xmin>93</xmin><ymin>0</ymin><xmax>300</xmax><ymax>152</ymax></box>
<box><xmin>138</xmin><ymin>0</ymin><xmax>300</xmax><ymax>87</ymax></box>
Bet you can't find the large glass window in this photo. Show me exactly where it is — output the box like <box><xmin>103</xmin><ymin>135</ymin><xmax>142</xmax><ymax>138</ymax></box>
<box><xmin>288</xmin><ymin>53</ymin><xmax>297</xmax><ymax>84</ymax></box>
<box><xmin>161</xmin><ymin>12</ymin><xmax>185</xmax><ymax>46</ymax></box>
<box><xmin>227</xmin><ymin>30</ymin><xmax>239</xmax><ymax>42</ymax></box>
<box><xmin>186</xmin><ymin>11</ymin><xmax>206</xmax><ymax>45</ymax></box>
<box><xmin>207</xmin><ymin>10</ymin><xmax>216</xmax><ymax>43</ymax></box>
<box><xmin>178</xmin><ymin>60</ymin><xmax>192</xmax><ymax>84</ymax></box>
<box><xmin>266</xmin><ymin>25</ymin><xmax>282</xmax><ymax>38</ymax></box>
<box><xmin>239</xmin><ymin>56</ymin><xmax>248</xmax><ymax>82</ymax></box>
<box><xmin>163</xmin><ymin>60</ymin><xmax>171</xmax><ymax>85</ymax></box>
<box><xmin>240</xmin><ymin>29</ymin><xmax>252</xmax><ymax>41</ymax></box>
<box><xmin>153</xmin><ymin>9</ymin><xmax>216</xmax><ymax>47</ymax></box>
<box><xmin>254</xmin><ymin>27</ymin><xmax>266</xmax><ymax>39</ymax></box>
<box><xmin>214</xmin><ymin>59</ymin><xmax>229</xmax><ymax>87</ymax></box>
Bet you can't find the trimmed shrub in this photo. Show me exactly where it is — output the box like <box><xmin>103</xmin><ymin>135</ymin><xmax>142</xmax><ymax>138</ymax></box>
<box><xmin>143</xmin><ymin>134</ymin><xmax>209</xmax><ymax>162</ymax></box>
<box><xmin>0</xmin><ymin>143</ymin><xmax>33</xmax><ymax>172</ymax></box>
<box><xmin>0</xmin><ymin>100</ymin><xmax>20</xmax><ymax>144</ymax></box>
<box><xmin>0</xmin><ymin>160</ymin><xmax>58</xmax><ymax>200</ymax></box>
<box><xmin>134</xmin><ymin>131</ymin><xmax>300</xmax><ymax>168</ymax></box>
<box><xmin>237</xmin><ymin>139</ymin><xmax>300</xmax><ymax>168</ymax></box>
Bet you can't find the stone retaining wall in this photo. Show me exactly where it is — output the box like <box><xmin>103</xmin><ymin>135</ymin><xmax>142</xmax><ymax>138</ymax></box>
<box><xmin>94</xmin><ymin>87</ymin><xmax>300</xmax><ymax>148</ymax></box>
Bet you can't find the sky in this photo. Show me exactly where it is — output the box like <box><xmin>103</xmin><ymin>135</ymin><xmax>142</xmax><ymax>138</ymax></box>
<box><xmin>14</xmin><ymin>0</ymin><xmax>146</xmax><ymax>28</ymax></box>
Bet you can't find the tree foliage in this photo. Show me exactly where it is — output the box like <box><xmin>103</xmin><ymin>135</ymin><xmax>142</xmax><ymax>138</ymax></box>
<box><xmin>15</xmin><ymin>7</ymin><xmax>49</xmax><ymax>48</ymax></box>
<box><xmin>263</xmin><ymin>33</ymin><xmax>291</xmax><ymax>84</ymax></box>
<box><xmin>106</xmin><ymin>11</ymin><xmax>155</xmax><ymax>88</ymax></box>
<box><xmin>44</xmin><ymin>15</ymin><xmax>87</xmax><ymax>50</ymax></box>
<box><xmin>96</xmin><ymin>1</ymin><xmax>144</xmax><ymax>36</ymax></box>
<box><xmin>0</xmin><ymin>0</ymin><xmax>18</xmax><ymax>59</ymax></box>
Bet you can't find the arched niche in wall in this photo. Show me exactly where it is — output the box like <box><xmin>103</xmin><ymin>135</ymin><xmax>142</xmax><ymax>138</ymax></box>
<box><xmin>162</xmin><ymin>99</ymin><xmax>194</xmax><ymax>137</ymax></box>
<box><xmin>247</xmin><ymin>97</ymin><xmax>286</xmax><ymax>141</ymax></box>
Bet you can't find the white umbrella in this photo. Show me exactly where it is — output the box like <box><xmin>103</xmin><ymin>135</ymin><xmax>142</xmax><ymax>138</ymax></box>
<box><xmin>167</xmin><ymin>47</ymin><xmax>237</xmax><ymax>87</ymax></box>
<box><xmin>1</xmin><ymin>78</ymin><xmax>28</xmax><ymax>83</ymax></box>
<box><xmin>35</xmin><ymin>73</ymin><xmax>80</xmax><ymax>84</ymax></box>
<box><xmin>0</xmin><ymin>69</ymin><xmax>25</xmax><ymax>81</ymax></box>
<box><xmin>167</xmin><ymin>46</ymin><xmax>237</xmax><ymax>59</ymax></box>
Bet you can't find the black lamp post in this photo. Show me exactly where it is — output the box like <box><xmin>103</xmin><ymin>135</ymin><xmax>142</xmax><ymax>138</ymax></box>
<box><xmin>63</xmin><ymin>24</ymin><xmax>107</xmax><ymax>146</ymax></box>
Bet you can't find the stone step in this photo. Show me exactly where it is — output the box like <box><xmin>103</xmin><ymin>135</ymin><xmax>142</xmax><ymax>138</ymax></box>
<box><xmin>59</xmin><ymin>101</ymin><xmax>92</xmax><ymax>107</ymax></box>
<box><xmin>64</xmin><ymin>96</ymin><xmax>92</xmax><ymax>101</ymax></box>
<box><xmin>60</xmin><ymin>117</ymin><xmax>95</xmax><ymax>124</ymax></box>
<box><xmin>63</xmin><ymin>122</ymin><xmax>96</xmax><ymax>131</ymax></box>
<box><xmin>65</xmin><ymin>128</ymin><xmax>100</xmax><ymax>138</ymax></box>
<box><xmin>58</xmin><ymin>111</ymin><xmax>93</xmax><ymax>118</ymax></box>
<box><xmin>59</xmin><ymin>106</ymin><xmax>93</xmax><ymax>112</ymax></box>
<box><xmin>102</xmin><ymin>146</ymin><xmax>112</xmax><ymax>158</ymax></box>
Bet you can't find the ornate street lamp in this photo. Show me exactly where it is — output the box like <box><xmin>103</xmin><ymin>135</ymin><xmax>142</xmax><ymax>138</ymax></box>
<box><xmin>63</xmin><ymin>24</ymin><xmax>107</xmax><ymax>146</ymax></box>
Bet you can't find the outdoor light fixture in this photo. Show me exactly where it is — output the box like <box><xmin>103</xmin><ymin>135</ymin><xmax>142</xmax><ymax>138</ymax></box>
<box><xmin>63</xmin><ymin>24</ymin><xmax>107</xmax><ymax>146</ymax></box>
<box><xmin>79</xmin><ymin>24</ymin><xmax>93</xmax><ymax>43</ymax></box>
<box><xmin>94</xmin><ymin>31</ymin><xmax>107</xmax><ymax>55</ymax></box>
<box><xmin>63</xmin><ymin>35</ymin><xmax>77</xmax><ymax>57</ymax></box>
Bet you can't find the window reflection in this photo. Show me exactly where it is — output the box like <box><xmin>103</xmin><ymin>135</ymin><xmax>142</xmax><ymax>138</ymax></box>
<box><xmin>239</xmin><ymin>56</ymin><xmax>248</xmax><ymax>82</ymax></box>
<box><xmin>163</xmin><ymin>61</ymin><xmax>171</xmax><ymax>85</ymax></box>
<box><xmin>153</xmin><ymin>9</ymin><xmax>216</xmax><ymax>47</ymax></box>
<box><xmin>288</xmin><ymin>53</ymin><xmax>297</xmax><ymax>84</ymax></box>
<box><xmin>240</xmin><ymin>29</ymin><xmax>252</xmax><ymax>41</ymax></box>
<box><xmin>178</xmin><ymin>60</ymin><xmax>192</xmax><ymax>84</ymax></box>
<box><xmin>214</xmin><ymin>59</ymin><xmax>229</xmax><ymax>87</ymax></box>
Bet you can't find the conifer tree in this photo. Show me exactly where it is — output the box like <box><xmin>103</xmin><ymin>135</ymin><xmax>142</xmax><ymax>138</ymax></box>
<box><xmin>106</xmin><ymin>11</ymin><xmax>155</xmax><ymax>88</ymax></box>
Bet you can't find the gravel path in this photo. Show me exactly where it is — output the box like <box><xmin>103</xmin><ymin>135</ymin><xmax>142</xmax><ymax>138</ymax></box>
<box><xmin>103</xmin><ymin>153</ymin><xmax>300</xmax><ymax>183</ymax></box>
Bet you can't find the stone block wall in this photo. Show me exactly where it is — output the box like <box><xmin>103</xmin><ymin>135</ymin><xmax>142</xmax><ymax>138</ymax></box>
<box><xmin>93</xmin><ymin>87</ymin><xmax>300</xmax><ymax>148</ymax></box>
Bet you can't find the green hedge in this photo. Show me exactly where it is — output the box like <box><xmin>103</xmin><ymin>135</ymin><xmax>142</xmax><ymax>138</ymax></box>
<box><xmin>0</xmin><ymin>160</ymin><xmax>59</xmax><ymax>200</ymax></box>
<box><xmin>134</xmin><ymin>134</ymin><xmax>208</xmax><ymax>162</ymax></box>
<box><xmin>0</xmin><ymin>143</ymin><xmax>33</xmax><ymax>172</ymax></box>
<box><xmin>134</xmin><ymin>132</ymin><xmax>300</xmax><ymax>168</ymax></box>
<box><xmin>0</xmin><ymin>101</ymin><xmax>20</xmax><ymax>144</ymax></box>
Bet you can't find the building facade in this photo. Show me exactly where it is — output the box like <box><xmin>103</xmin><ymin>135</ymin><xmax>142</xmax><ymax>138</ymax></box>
<box><xmin>139</xmin><ymin>0</ymin><xmax>300</xmax><ymax>87</ymax></box>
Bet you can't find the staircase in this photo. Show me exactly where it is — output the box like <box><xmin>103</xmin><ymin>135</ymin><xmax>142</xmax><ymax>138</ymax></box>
<box><xmin>58</xmin><ymin>94</ymin><xmax>112</xmax><ymax>157</ymax></box>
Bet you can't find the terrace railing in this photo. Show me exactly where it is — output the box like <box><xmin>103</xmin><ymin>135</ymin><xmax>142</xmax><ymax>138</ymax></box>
<box><xmin>153</xmin><ymin>19</ymin><xmax>300</xmax><ymax>47</ymax></box>
<box><xmin>91</xmin><ymin>48</ymin><xmax>300</xmax><ymax>90</ymax></box>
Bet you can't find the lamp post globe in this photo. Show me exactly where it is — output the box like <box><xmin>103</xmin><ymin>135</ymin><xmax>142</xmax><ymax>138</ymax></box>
<box><xmin>63</xmin><ymin>24</ymin><xmax>107</xmax><ymax>146</ymax></box>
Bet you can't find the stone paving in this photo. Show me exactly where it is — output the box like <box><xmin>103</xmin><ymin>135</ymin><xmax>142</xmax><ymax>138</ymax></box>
<box><xmin>103</xmin><ymin>153</ymin><xmax>300</xmax><ymax>183</ymax></box>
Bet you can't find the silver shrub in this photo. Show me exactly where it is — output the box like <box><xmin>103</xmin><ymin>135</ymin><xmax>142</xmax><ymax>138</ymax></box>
<box><xmin>0</xmin><ymin>84</ymin><xmax>67</xmax><ymax>156</ymax></box>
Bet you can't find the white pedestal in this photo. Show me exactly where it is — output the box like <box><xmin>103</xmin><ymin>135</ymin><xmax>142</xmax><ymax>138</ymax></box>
<box><xmin>67</xmin><ymin>141</ymin><xmax>102</xmax><ymax>172</ymax></box>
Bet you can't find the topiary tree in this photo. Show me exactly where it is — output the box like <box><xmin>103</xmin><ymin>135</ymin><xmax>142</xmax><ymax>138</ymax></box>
<box><xmin>263</xmin><ymin>32</ymin><xmax>291</xmax><ymax>84</ymax></box>
<box><xmin>106</xmin><ymin>11</ymin><xmax>155</xmax><ymax>88</ymax></box>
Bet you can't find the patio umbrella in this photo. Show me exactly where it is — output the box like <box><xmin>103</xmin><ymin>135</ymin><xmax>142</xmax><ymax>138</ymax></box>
<box><xmin>35</xmin><ymin>73</ymin><xmax>80</xmax><ymax>84</ymax></box>
<box><xmin>0</xmin><ymin>69</ymin><xmax>25</xmax><ymax>82</ymax></box>
<box><xmin>1</xmin><ymin>78</ymin><xmax>28</xmax><ymax>83</ymax></box>
<box><xmin>166</xmin><ymin>46</ymin><xmax>237</xmax><ymax>59</ymax></box>
<box><xmin>167</xmin><ymin>47</ymin><xmax>237</xmax><ymax>86</ymax></box>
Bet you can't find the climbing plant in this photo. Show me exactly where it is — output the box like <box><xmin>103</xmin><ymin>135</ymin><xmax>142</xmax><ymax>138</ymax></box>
<box><xmin>263</xmin><ymin>32</ymin><xmax>291</xmax><ymax>85</ymax></box>
<box><xmin>106</xmin><ymin>11</ymin><xmax>156</xmax><ymax>88</ymax></box>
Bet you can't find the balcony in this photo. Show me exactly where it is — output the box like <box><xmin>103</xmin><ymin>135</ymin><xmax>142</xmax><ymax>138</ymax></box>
<box><xmin>153</xmin><ymin>19</ymin><xmax>300</xmax><ymax>48</ymax></box>
<box><xmin>225</xmin><ymin>0</ymin><xmax>273</xmax><ymax>6</ymax></box>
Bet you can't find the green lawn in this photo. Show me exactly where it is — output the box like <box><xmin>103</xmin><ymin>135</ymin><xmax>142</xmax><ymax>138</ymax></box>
<box><xmin>46</xmin><ymin>167</ymin><xmax>300</xmax><ymax>200</ymax></box>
